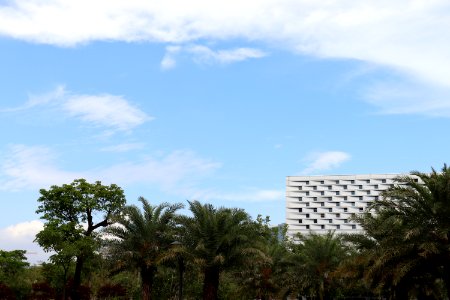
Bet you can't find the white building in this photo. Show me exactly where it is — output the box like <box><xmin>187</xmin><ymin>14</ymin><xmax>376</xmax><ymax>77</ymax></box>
<box><xmin>286</xmin><ymin>174</ymin><xmax>403</xmax><ymax>238</ymax></box>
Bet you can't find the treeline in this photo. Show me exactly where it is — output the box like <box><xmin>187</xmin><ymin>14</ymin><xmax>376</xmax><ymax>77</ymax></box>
<box><xmin>1</xmin><ymin>164</ymin><xmax>450</xmax><ymax>299</ymax></box>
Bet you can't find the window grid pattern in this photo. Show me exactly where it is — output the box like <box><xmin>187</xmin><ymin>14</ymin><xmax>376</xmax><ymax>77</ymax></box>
<box><xmin>285</xmin><ymin>174</ymin><xmax>403</xmax><ymax>237</ymax></box>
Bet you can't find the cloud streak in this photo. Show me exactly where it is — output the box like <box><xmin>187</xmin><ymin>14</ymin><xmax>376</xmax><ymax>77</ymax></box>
<box><xmin>0</xmin><ymin>144</ymin><xmax>221</xmax><ymax>193</ymax></box>
<box><xmin>1</xmin><ymin>86</ymin><xmax>151</xmax><ymax>133</ymax></box>
<box><xmin>301</xmin><ymin>151</ymin><xmax>351</xmax><ymax>174</ymax></box>
<box><xmin>2</xmin><ymin>1</ymin><xmax>449</xmax><ymax>115</ymax></box>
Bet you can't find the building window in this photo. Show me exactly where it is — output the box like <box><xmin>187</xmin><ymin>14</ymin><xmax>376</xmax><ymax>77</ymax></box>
<box><xmin>313</xmin><ymin>186</ymin><xmax>317</xmax><ymax>190</ymax></box>
<box><xmin>321</xmin><ymin>202</ymin><xmax>324</xmax><ymax>207</ymax></box>
<box><xmin>313</xmin><ymin>208</ymin><xmax>317</xmax><ymax>212</ymax></box>
<box><xmin>359</xmin><ymin>185</ymin><xmax>363</xmax><ymax>189</ymax></box>
<box><xmin>335</xmin><ymin>180</ymin><xmax>339</xmax><ymax>184</ymax></box>
<box><xmin>306</xmin><ymin>191</ymin><xmax>309</xmax><ymax>196</ymax></box>
<box><xmin>299</xmin><ymin>197</ymin><xmax>302</xmax><ymax>201</ymax></box>
<box><xmin>298</xmin><ymin>186</ymin><xmax>302</xmax><ymax>190</ymax></box>
<box><xmin>336</xmin><ymin>225</ymin><xmax>340</xmax><ymax>229</ymax></box>
<box><xmin>336</xmin><ymin>213</ymin><xmax>340</xmax><ymax>218</ymax></box>
<box><xmin>359</xmin><ymin>196</ymin><xmax>363</xmax><ymax>200</ymax></box>
<box><xmin>374</xmin><ymin>185</ymin><xmax>379</xmax><ymax>189</ymax></box>
<box><xmin>298</xmin><ymin>220</ymin><xmax>302</xmax><ymax>223</ymax></box>
<box><xmin>382</xmin><ymin>179</ymin><xmax>386</xmax><ymax>183</ymax></box>
<box><xmin>329</xmin><ymin>219</ymin><xmax>332</xmax><ymax>223</ymax></box>
<box><xmin>320</xmin><ymin>181</ymin><xmax>324</xmax><ymax>184</ymax></box>
<box><xmin>343</xmin><ymin>185</ymin><xmax>347</xmax><ymax>189</ymax></box>
<box><xmin>344</xmin><ymin>219</ymin><xmax>348</xmax><ymax>223</ymax></box>
<box><xmin>328</xmin><ymin>186</ymin><xmax>332</xmax><ymax>190</ymax></box>
<box><xmin>321</xmin><ymin>213</ymin><xmax>325</xmax><ymax>218</ymax></box>
<box><xmin>344</xmin><ymin>208</ymin><xmax>348</xmax><ymax>212</ymax></box>
<box><xmin>351</xmin><ymin>202</ymin><xmax>355</xmax><ymax>206</ymax></box>
<box><xmin>306</xmin><ymin>203</ymin><xmax>309</xmax><ymax>207</ymax></box>
<box><xmin>314</xmin><ymin>219</ymin><xmax>317</xmax><ymax>223</ymax></box>
<box><xmin>344</xmin><ymin>196</ymin><xmax>348</xmax><ymax>200</ymax></box>
<box><xmin>329</xmin><ymin>208</ymin><xmax>332</xmax><ymax>212</ymax></box>
<box><xmin>367</xmin><ymin>191</ymin><xmax>370</xmax><ymax>195</ymax></box>
<box><xmin>350</xmin><ymin>180</ymin><xmax>355</xmax><ymax>184</ymax></box>
<box><xmin>351</xmin><ymin>191</ymin><xmax>355</xmax><ymax>195</ymax></box>
<box><xmin>321</xmin><ymin>191</ymin><xmax>325</xmax><ymax>195</ymax></box>
<box><xmin>366</xmin><ymin>179</ymin><xmax>370</xmax><ymax>183</ymax></box>
<box><xmin>306</xmin><ymin>214</ymin><xmax>310</xmax><ymax>218</ymax></box>
<box><xmin>359</xmin><ymin>207</ymin><xmax>364</xmax><ymax>212</ymax></box>
<box><xmin>336</xmin><ymin>191</ymin><xmax>340</xmax><ymax>195</ymax></box>
<box><xmin>336</xmin><ymin>202</ymin><xmax>340</xmax><ymax>207</ymax></box>
<box><xmin>298</xmin><ymin>208</ymin><xmax>302</xmax><ymax>212</ymax></box>
<box><xmin>375</xmin><ymin>196</ymin><xmax>379</xmax><ymax>200</ymax></box>
<box><xmin>306</xmin><ymin>225</ymin><xmax>310</xmax><ymax>229</ymax></box>
<box><xmin>321</xmin><ymin>225</ymin><xmax>325</xmax><ymax>229</ymax></box>
<box><xmin>313</xmin><ymin>197</ymin><xmax>317</xmax><ymax>201</ymax></box>
<box><xmin>352</xmin><ymin>225</ymin><xmax>357</xmax><ymax>229</ymax></box>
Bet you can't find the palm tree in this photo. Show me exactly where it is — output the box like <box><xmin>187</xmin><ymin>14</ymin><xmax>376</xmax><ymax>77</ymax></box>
<box><xmin>104</xmin><ymin>197</ymin><xmax>183</xmax><ymax>300</ymax></box>
<box><xmin>345</xmin><ymin>164</ymin><xmax>450</xmax><ymax>298</ymax></box>
<box><xmin>179</xmin><ymin>201</ymin><xmax>261</xmax><ymax>300</ymax></box>
<box><xmin>289</xmin><ymin>231</ymin><xmax>349</xmax><ymax>300</ymax></box>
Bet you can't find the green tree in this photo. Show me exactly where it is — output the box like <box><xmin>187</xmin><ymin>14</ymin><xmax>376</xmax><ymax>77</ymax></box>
<box><xmin>0</xmin><ymin>249</ymin><xmax>30</xmax><ymax>298</ymax></box>
<box><xmin>179</xmin><ymin>201</ymin><xmax>260</xmax><ymax>300</ymax></box>
<box><xmin>346</xmin><ymin>164</ymin><xmax>450</xmax><ymax>298</ymax></box>
<box><xmin>35</xmin><ymin>179</ymin><xmax>126</xmax><ymax>300</ymax></box>
<box><xmin>104</xmin><ymin>197</ymin><xmax>183</xmax><ymax>300</ymax></box>
<box><xmin>289</xmin><ymin>231</ymin><xmax>350</xmax><ymax>300</ymax></box>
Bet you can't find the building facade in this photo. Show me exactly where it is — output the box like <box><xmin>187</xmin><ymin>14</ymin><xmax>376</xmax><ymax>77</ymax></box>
<box><xmin>286</xmin><ymin>174</ymin><xmax>402</xmax><ymax>238</ymax></box>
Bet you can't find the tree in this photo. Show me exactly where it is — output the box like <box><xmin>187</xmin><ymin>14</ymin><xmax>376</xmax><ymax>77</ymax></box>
<box><xmin>179</xmin><ymin>201</ymin><xmax>261</xmax><ymax>300</ymax></box>
<box><xmin>0</xmin><ymin>249</ymin><xmax>30</xmax><ymax>299</ymax></box>
<box><xmin>289</xmin><ymin>231</ymin><xmax>350</xmax><ymax>300</ymax></box>
<box><xmin>346</xmin><ymin>164</ymin><xmax>450</xmax><ymax>298</ymax></box>
<box><xmin>35</xmin><ymin>179</ymin><xmax>126</xmax><ymax>300</ymax></box>
<box><xmin>104</xmin><ymin>197</ymin><xmax>183</xmax><ymax>300</ymax></box>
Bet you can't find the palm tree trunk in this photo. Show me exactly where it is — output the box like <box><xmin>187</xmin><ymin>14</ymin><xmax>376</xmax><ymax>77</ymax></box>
<box><xmin>203</xmin><ymin>266</ymin><xmax>220</xmax><ymax>300</ymax></box>
<box><xmin>141</xmin><ymin>266</ymin><xmax>156</xmax><ymax>300</ymax></box>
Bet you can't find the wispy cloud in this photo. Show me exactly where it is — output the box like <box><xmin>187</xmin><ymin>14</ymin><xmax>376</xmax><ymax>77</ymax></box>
<box><xmin>160</xmin><ymin>44</ymin><xmax>267</xmax><ymax>69</ymax></box>
<box><xmin>0</xmin><ymin>144</ymin><xmax>82</xmax><ymax>191</ymax></box>
<box><xmin>0</xmin><ymin>145</ymin><xmax>221</xmax><ymax>193</ymax></box>
<box><xmin>100</xmin><ymin>143</ymin><xmax>145</xmax><ymax>153</ymax></box>
<box><xmin>2</xmin><ymin>1</ymin><xmax>449</xmax><ymax>115</ymax></box>
<box><xmin>301</xmin><ymin>151</ymin><xmax>351</xmax><ymax>174</ymax></box>
<box><xmin>1</xmin><ymin>86</ymin><xmax>151</xmax><ymax>133</ymax></box>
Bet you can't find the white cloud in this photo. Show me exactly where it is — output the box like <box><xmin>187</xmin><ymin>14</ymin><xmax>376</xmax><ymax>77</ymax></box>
<box><xmin>0</xmin><ymin>144</ymin><xmax>82</xmax><ymax>191</ymax></box>
<box><xmin>100</xmin><ymin>143</ymin><xmax>145</xmax><ymax>152</ymax></box>
<box><xmin>1</xmin><ymin>86</ymin><xmax>151</xmax><ymax>133</ymax></box>
<box><xmin>301</xmin><ymin>151</ymin><xmax>351</xmax><ymax>174</ymax></box>
<box><xmin>160</xmin><ymin>44</ymin><xmax>267</xmax><ymax>69</ymax></box>
<box><xmin>63</xmin><ymin>94</ymin><xmax>151</xmax><ymax>132</ymax></box>
<box><xmin>98</xmin><ymin>150</ymin><xmax>221</xmax><ymax>189</ymax></box>
<box><xmin>1</xmin><ymin>1</ymin><xmax>449</xmax><ymax>114</ymax></box>
<box><xmin>0</xmin><ymin>220</ymin><xmax>49</xmax><ymax>264</ymax></box>
<box><xmin>0</xmin><ymin>145</ymin><xmax>221</xmax><ymax>192</ymax></box>
<box><xmin>186</xmin><ymin>45</ymin><xmax>267</xmax><ymax>64</ymax></box>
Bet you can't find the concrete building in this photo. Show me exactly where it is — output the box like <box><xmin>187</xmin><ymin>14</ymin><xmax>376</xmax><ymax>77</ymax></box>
<box><xmin>286</xmin><ymin>174</ymin><xmax>403</xmax><ymax>238</ymax></box>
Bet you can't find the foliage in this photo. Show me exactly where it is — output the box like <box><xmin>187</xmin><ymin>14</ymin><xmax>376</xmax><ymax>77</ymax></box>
<box><xmin>104</xmin><ymin>197</ymin><xmax>183</xmax><ymax>300</ymax></box>
<box><xmin>35</xmin><ymin>179</ymin><xmax>126</xmax><ymax>300</ymax></box>
<box><xmin>345</xmin><ymin>164</ymin><xmax>450</xmax><ymax>298</ymax></box>
<box><xmin>179</xmin><ymin>200</ymin><xmax>263</xmax><ymax>300</ymax></box>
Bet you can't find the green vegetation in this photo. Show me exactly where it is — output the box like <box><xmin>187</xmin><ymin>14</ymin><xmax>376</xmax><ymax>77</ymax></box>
<box><xmin>2</xmin><ymin>165</ymin><xmax>450</xmax><ymax>299</ymax></box>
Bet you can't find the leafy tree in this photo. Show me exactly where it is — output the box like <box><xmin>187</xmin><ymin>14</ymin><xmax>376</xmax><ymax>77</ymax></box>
<box><xmin>289</xmin><ymin>231</ymin><xmax>350</xmax><ymax>300</ymax></box>
<box><xmin>179</xmin><ymin>201</ymin><xmax>261</xmax><ymax>300</ymax></box>
<box><xmin>346</xmin><ymin>164</ymin><xmax>450</xmax><ymax>298</ymax></box>
<box><xmin>104</xmin><ymin>197</ymin><xmax>183</xmax><ymax>300</ymax></box>
<box><xmin>35</xmin><ymin>179</ymin><xmax>126</xmax><ymax>300</ymax></box>
<box><xmin>0</xmin><ymin>250</ymin><xmax>31</xmax><ymax>299</ymax></box>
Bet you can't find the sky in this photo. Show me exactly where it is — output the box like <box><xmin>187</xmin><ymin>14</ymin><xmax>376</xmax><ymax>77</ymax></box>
<box><xmin>1</xmin><ymin>0</ymin><xmax>450</xmax><ymax>264</ymax></box>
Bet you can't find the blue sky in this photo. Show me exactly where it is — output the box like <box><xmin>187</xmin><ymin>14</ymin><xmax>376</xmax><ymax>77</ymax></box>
<box><xmin>1</xmin><ymin>0</ymin><xmax>450</xmax><ymax>263</ymax></box>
